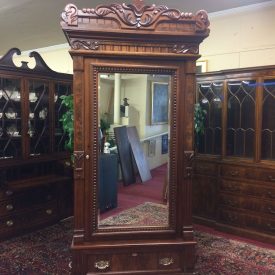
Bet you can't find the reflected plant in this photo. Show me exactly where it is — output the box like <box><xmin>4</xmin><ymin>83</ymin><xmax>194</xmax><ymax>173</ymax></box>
<box><xmin>60</xmin><ymin>95</ymin><xmax>74</xmax><ymax>153</ymax></box>
<box><xmin>194</xmin><ymin>103</ymin><xmax>207</xmax><ymax>149</ymax></box>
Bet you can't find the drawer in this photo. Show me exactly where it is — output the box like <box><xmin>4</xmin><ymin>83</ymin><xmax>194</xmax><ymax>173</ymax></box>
<box><xmin>0</xmin><ymin>201</ymin><xmax>58</xmax><ymax>234</ymax></box>
<box><xmin>220</xmin><ymin>179</ymin><xmax>275</xmax><ymax>199</ymax></box>
<box><xmin>221</xmin><ymin>165</ymin><xmax>247</xmax><ymax>179</ymax></box>
<box><xmin>0</xmin><ymin>189</ymin><xmax>56</xmax><ymax>215</ymax></box>
<box><xmin>194</xmin><ymin>161</ymin><xmax>218</xmax><ymax>176</ymax></box>
<box><xmin>0</xmin><ymin>184</ymin><xmax>57</xmax><ymax>201</ymax></box>
<box><xmin>218</xmin><ymin>208</ymin><xmax>275</xmax><ymax>234</ymax></box>
<box><xmin>87</xmin><ymin>251</ymin><xmax>180</xmax><ymax>273</ymax></box>
<box><xmin>219</xmin><ymin>193</ymin><xmax>275</xmax><ymax>217</ymax></box>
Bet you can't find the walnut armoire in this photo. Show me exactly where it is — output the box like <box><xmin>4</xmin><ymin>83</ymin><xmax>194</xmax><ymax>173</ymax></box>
<box><xmin>60</xmin><ymin>1</ymin><xmax>210</xmax><ymax>274</ymax></box>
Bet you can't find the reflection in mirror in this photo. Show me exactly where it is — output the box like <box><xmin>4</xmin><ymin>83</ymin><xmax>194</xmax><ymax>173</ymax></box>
<box><xmin>98</xmin><ymin>73</ymin><xmax>171</xmax><ymax>228</ymax></box>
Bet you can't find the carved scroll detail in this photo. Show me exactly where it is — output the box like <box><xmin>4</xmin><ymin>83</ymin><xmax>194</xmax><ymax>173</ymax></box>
<box><xmin>73</xmin><ymin>151</ymin><xmax>84</xmax><ymax>179</ymax></box>
<box><xmin>81</xmin><ymin>4</ymin><xmax>184</xmax><ymax>28</ymax></box>
<box><xmin>61</xmin><ymin>2</ymin><xmax>209</xmax><ymax>31</ymax></box>
<box><xmin>195</xmin><ymin>10</ymin><xmax>210</xmax><ymax>33</ymax></box>
<box><xmin>62</xmin><ymin>4</ymin><xmax>78</xmax><ymax>26</ymax></box>
<box><xmin>71</xmin><ymin>40</ymin><xmax>100</xmax><ymax>50</ymax></box>
<box><xmin>173</xmin><ymin>44</ymin><xmax>199</xmax><ymax>54</ymax></box>
<box><xmin>183</xmin><ymin>150</ymin><xmax>194</xmax><ymax>179</ymax></box>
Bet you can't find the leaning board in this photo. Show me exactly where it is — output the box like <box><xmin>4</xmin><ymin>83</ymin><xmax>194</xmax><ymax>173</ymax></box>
<box><xmin>127</xmin><ymin>126</ymin><xmax>152</xmax><ymax>182</ymax></box>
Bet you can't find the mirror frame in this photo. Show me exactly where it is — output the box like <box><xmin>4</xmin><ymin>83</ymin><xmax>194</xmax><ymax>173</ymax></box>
<box><xmin>91</xmin><ymin>64</ymin><xmax>177</xmax><ymax>234</ymax></box>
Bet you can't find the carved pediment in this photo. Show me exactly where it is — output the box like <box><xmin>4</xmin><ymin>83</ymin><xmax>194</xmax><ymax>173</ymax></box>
<box><xmin>61</xmin><ymin>1</ymin><xmax>210</xmax><ymax>54</ymax></box>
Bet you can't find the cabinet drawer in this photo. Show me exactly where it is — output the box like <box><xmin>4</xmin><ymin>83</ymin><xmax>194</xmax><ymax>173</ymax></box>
<box><xmin>0</xmin><ymin>189</ymin><xmax>56</xmax><ymax>215</ymax></box>
<box><xmin>0</xmin><ymin>201</ymin><xmax>58</xmax><ymax>234</ymax></box>
<box><xmin>0</xmin><ymin>184</ymin><xmax>57</xmax><ymax>200</ymax></box>
<box><xmin>218</xmin><ymin>208</ymin><xmax>275</xmax><ymax>234</ymax></box>
<box><xmin>194</xmin><ymin>161</ymin><xmax>218</xmax><ymax>176</ymax></box>
<box><xmin>221</xmin><ymin>165</ymin><xmax>247</xmax><ymax>179</ymax></box>
<box><xmin>220</xmin><ymin>179</ymin><xmax>275</xmax><ymax>199</ymax></box>
<box><xmin>87</xmin><ymin>251</ymin><xmax>179</xmax><ymax>273</ymax></box>
<box><xmin>220</xmin><ymin>193</ymin><xmax>275</xmax><ymax>217</ymax></box>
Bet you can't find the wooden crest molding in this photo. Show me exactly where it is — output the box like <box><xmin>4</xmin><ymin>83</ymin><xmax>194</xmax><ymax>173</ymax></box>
<box><xmin>61</xmin><ymin>1</ymin><xmax>210</xmax><ymax>55</ymax></box>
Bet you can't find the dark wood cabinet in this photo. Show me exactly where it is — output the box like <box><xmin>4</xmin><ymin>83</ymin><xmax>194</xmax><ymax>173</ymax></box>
<box><xmin>0</xmin><ymin>48</ymin><xmax>73</xmax><ymax>239</ymax></box>
<box><xmin>194</xmin><ymin>66</ymin><xmax>275</xmax><ymax>244</ymax></box>
<box><xmin>61</xmin><ymin>1</ymin><xmax>210</xmax><ymax>274</ymax></box>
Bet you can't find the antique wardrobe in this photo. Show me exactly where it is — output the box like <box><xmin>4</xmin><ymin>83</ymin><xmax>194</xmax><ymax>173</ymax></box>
<box><xmin>61</xmin><ymin>1</ymin><xmax>210</xmax><ymax>274</ymax></box>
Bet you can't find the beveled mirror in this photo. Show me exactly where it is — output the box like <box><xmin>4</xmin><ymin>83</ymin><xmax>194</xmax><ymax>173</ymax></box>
<box><xmin>61</xmin><ymin>1</ymin><xmax>209</xmax><ymax>274</ymax></box>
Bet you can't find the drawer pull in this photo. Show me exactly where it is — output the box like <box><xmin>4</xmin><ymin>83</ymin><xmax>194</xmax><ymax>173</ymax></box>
<box><xmin>6</xmin><ymin>204</ymin><xmax>14</xmax><ymax>211</ymax></box>
<box><xmin>5</xmin><ymin>190</ymin><xmax>13</xmax><ymax>196</ymax></box>
<box><xmin>94</xmin><ymin>260</ymin><xmax>110</xmax><ymax>270</ymax></box>
<box><xmin>268</xmin><ymin>207</ymin><xmax>275</xmax><ymax>214</ymax></box>
<box><xmin>6</xmin><ymin>220</ymin><xmax>14</xmax><ymax>227</ymax></box>
<box><xmin>132</xmin><ymin>253</ymin><xmax>138</xmax><ymax>257</ymax></box>
<box><xmin>268</xmin><ymin>176</ymin><xmax>275</xmax><ymax>182</ymax></box>
<box><xmin>159</xmin><ymin>257</ymin><xmax>174</xmax><ymax>266</ymax></box>
<box><xmin>267</xmin><ymin>224</ymin><xmax>275</xmax><ymax>231</ymax></box>
<box><xmin>230</xmin><ymin>171</ymin><xmax>239</xmax><ymax>176</ymax></box>
<box><xmin>267</xmin><ymin>192</ymin><xmax>275</xmax><ymax>199</ymax></box>
<box><xmin>46</xmin><ymin>209</ymin><xmax>53</xmax><ymax>215</ymax></box>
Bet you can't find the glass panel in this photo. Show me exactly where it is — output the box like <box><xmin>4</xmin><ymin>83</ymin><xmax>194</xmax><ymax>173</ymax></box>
<box><xmin>0</xmin><ymin>77</ymin><xmax>22</xmax><ymax>159</ymax></box>
<box><xmin>28</xmin><ymin>80</ymin><xmax>50</xmax><ymax>156</ymax></box>
<box><xmin>197</xmin><ymin>82</ymin><xmax>223</xmax><ymax>155</ymax></box>
<box><xmin>54</xmin><ymin>82</ymin><xmax>71</xmax><ymax>152</ymax></box>
<box><xmin>262</xmin><ymin>79</ymin><xmax>275</xmax><ymax>160</ymax></box>
<box><xmin>98</xmin><ymin>73</ymin><xmax>170</xmax><ymax>228</ymax></box>
<box><xmin>226</xmin><ymin>80</ymin><xmax>256</xmax><ymax>157</ymax></box>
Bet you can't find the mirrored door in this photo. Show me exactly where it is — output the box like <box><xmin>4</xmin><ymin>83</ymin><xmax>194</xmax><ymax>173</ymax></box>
<box><xmin>97</xmin><ymin>72</ymin><xmax>171</xmax><ymax>229</ymax></box>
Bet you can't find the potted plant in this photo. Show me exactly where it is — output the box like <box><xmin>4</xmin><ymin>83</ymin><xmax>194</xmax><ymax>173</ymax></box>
<box><xmin>60</xmin><ymin>94</ymin><xmax>74</xmax><ymax>156</ymax></box>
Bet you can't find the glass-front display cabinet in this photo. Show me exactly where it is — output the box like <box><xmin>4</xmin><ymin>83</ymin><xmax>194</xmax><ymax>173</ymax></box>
<box><xmin>61</xmin><ymin>1</ymin><xmax>210</xmax><ymax>274</ymax></box>
<box><xmin>194</xmin><ymin>66</ymin><xmax>275</xmax><ymax>245</ymax></box>
<box><xmin>0</xmin><ymin>48</ymin><xmax>73</xmax><ymax>239</ymax></box>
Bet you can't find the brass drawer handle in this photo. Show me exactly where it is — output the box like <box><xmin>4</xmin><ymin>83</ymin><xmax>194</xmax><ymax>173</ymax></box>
<box><xmin>267</xmin><ymin>192</ymin><xmax>275</xmax><ymax>199</ymax></box>
<box><xmin>6</xmin><ymin>220</ymin><xmax>14</xmax><ymax>227</ymax></box>
<box><xmin>268</xmin><ymin>176</ymin><xmax>275</xmax><ymax>182</ymax></box>
<box><xmin>5</xmin><ymin>190</ymin><xmax>13</xmax><ymax>196</ymax></box>
<box><xmin>230</xmin><ymin>171</ymin><xmax>239</xmax><ymax>176</ymax></box>
<box><xmin>46</xmin><ymin>209</ymin><xmax>53</xmax><ymax>215</ymax></box>
<box><xmin>94</xmin><ymin>260</ymin><xmax>110</xmax><ymax>270</ymax></box>
<box><xmin>6</xmin><ymin>204</ymin><xmax>14</xmax><ymax>211</ymax></box>
<box><xmin>159</xmin><ymin>257</ymin><xmax>174</xmax><ymax>266</ymax></box>
<box><xmin>268</xmin><ymin>207</ymin><xmax>275</xmax><ymax>214</ymax></box>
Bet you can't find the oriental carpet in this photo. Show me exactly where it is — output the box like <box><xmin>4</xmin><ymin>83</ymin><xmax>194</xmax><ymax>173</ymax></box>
<box><xmin>0</xmin><ymin>202</ymin><xmax>275</xmax><ymax>275</ymax></box>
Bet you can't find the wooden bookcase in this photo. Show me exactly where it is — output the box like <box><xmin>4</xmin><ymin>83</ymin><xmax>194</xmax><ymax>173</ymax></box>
<box><xmin>0</xmin><ymin>48</ymin><xmax>73</xmax><ymax>239</ymax></box>
<box><xmin>194</xmin><ymin>65</ymin><xmax>275</xmax><ymax>244</ymax></box>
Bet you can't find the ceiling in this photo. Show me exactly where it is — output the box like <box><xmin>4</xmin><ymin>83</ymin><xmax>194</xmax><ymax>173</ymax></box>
<box><xmin>0</xmin><ymin>0</ymin><xmax>272</xmax><ymax>56</ymax></box>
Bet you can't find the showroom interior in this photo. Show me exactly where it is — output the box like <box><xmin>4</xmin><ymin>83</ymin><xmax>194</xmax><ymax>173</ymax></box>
<box><xmin>0</xmin><ymin>0</ymin><xmax>275</xmax><ymax>274</ymax></box>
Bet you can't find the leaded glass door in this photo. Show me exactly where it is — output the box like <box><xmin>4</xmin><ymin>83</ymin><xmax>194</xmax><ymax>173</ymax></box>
<box><xmin>28</xmin><ymin>79</ymin><xmax>50</xmax><ymax>156</ymax></box>
<box><xmin>226</xmin><ymin>80</ymin><xmax>256</xmax><ymax>158</ymax></box>
<box><xmin>0</xmin><ymin>76</ymin><xmax>22</xmax><ymax>159</ymax></box>
<box><xmin>197</xmin><ymin>81</ymin><xmax>223</xmax><ymax>155</ymax></box>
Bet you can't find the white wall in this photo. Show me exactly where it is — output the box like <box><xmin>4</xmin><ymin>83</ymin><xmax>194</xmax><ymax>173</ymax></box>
<box><xmin>199</xmin><ymin>2</ymin><xmax>275</xmax><ymax>71</ymax></box>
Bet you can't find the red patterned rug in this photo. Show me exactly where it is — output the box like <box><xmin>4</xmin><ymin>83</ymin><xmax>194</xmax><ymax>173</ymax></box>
<box><xmin>0</xmin><ymin>202</ymin><xmax>275</xmax><ymax>274</ymax></box>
